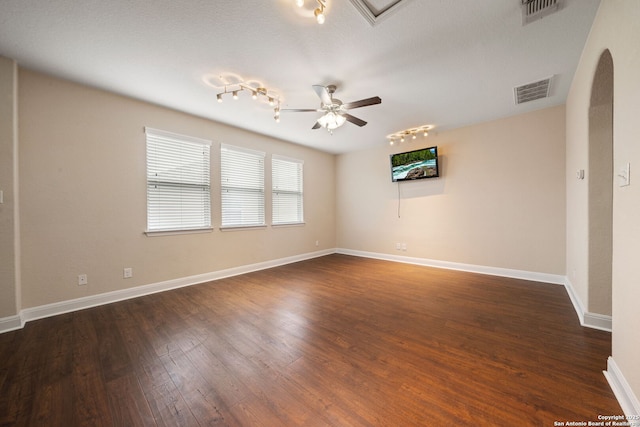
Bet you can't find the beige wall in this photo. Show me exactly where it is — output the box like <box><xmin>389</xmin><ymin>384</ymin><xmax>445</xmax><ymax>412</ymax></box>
<box><xmin>0</xmin><ymin>56</ymin><xmax>19</xmax><ymax>318</ymax></box>
<box><xmin>566</xmin><ymin>0</ymin><xmax>640</xmax><ymax>409</ymax></box>
<box><xmin>337</xmin><ymin>105</ymin><xmax>566</xmax><ymax>275</ymax></box>
<box><xmin>18</xmin><ymin>69</ymin><xmax>336</xmax><ymax>309</ymax></box>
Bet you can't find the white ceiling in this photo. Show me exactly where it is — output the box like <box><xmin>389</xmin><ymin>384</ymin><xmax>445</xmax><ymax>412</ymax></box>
<box><xmin>0</xmin><ymin>0</ymin><xmax>600</xmax><ymax>154</ymax></box>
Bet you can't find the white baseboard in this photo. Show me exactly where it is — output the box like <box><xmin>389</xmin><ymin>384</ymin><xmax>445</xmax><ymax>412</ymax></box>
<box><xmin>1</xmin><ymin>249</ymin><xmax>333</xmax><ymax>334</ymax></box>
<box><xmin>563</xmin><ymin>277</ymin><xmax>612</xmax><ymax>332</ymax></box>
<box><xmin>5</xmin><ymin>249</ymin><xmax>613</xmax><ymax>335</ymax></box>
<box><xmin>0</xmin><ymin>314</ymin><xmax>23</xmax><ymax>333</ymax></box>
<box><xmin>583</xmin><ymin>311</ymin><xmax>613</xmax><ymax>332</ymax></box>
<box><xmin>336</xmin><ymin>248</ymin><xmax>566</xmax><ymax>285</ymax></box>
<box><xmin>604</xmin><ymin>357</ymin><xmax>640</xmax><ymax>417</ymax></box>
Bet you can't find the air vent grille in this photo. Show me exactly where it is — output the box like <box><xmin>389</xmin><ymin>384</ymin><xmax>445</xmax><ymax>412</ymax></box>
<box><xmin>522</xmin><ymin>0</ymin><xmax>563</xmax><ymax>25</ymax></box>
<box><xmin>514</xmin><ymin>78</ymin><xmax>552</xmax><ymax>104</ymax></box>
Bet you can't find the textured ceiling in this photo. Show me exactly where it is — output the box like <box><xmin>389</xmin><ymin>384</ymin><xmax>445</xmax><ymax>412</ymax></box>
<box><xmin>0</xmin><ymin>0</ymin><xmax>600</xmax><ymax>154</ymax></box>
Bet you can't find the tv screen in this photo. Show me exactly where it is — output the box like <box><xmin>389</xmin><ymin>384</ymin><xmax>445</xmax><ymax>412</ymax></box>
<box><xmin>390</xmin><ymin>146</ymin><xmax>439</xmax><ymax>182</ymax></box>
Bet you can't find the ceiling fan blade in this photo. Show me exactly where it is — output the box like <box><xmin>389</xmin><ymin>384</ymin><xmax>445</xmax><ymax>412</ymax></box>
<box><xmin>312</xmin><ymin>85</ymin><xmax>332</xmax><ymax>105</ymax></box>
<box><xmin>342</xmin><ymin>96</ymin><xmax>382</xmax><ymax>110</ymax></box>
<box><xmin>343</xmin><ymin>113</ymin><xmax>367</xmax><ymax>127</ymax></box>
<box><xmin>311</xmin><ymin>121</ymin><xmax>322</xmax><ymax>130</ymax></box>
<box><xmin>280</xmin><ymin>108</ymin><xmax>320</xmax><ymax>113</ymax></box>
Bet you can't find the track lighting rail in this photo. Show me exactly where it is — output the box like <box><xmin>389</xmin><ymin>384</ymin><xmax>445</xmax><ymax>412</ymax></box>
<box><xmin>215</xmin><ymin>82</ymin><xmax>281</xmax><ymax>122</ymax></box>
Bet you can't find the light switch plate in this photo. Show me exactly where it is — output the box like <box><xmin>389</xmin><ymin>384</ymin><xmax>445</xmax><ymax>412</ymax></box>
<box><xmin>619</xmin><ymin>163</ymin><xmax>630</xmax><ymax>187</ymax></box>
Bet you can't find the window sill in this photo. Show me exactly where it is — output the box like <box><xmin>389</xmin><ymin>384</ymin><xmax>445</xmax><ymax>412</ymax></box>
<box><xmin>220</xmin><ymin>224</ymin><xmax>268</xmax><ymax>231</ymax></box>
<box><xmin>272</xmin><ymin>222</ymin><xmax>306</xmax><ymax>228</ymax></box>
<box><xmin>145</xmin><ymin>227</ymin><xmax>213</xmax><ymax>237</ymax></box>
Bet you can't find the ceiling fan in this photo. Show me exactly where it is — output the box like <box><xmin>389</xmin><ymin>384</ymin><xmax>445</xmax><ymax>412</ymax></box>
<box><xmin>281</xmin><ymin>85</ymin><xmax>382</xmax><ymax>133</ymax></box>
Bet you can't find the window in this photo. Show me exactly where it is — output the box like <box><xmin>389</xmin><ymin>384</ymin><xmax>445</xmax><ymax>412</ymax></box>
<box><xmin>145</xmin><ymin>127</ymin><xmax>211</xmax><ymax>233</ymax></box>
<box><xmin>220</xmin><ymin>144</ymin><xmax>265</xmax><ymax>228</ymax></box>
<box><xmin>272</xmin><ymin>155</ymin><xmax>304</xmax><ymax>225</ymax></box>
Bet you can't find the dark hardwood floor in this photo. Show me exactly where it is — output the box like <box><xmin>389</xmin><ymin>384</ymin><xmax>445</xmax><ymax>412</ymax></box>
<box><xmin>0</xmin><ymin>254</ymin><xmax>622</xmax><ymax>426</ymax></box>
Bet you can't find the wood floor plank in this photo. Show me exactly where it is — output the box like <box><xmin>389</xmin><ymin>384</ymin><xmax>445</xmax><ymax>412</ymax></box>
<box><xmin>105</xmin><ymin>373</ymin><xmax>156</xmax><ymax>426</ymax></box>
<box><xmin>0</xmin><ymin>254</ymin><xmax>623</xmax><ymax>426</ymax></box>
<box><xmin>162</xmin><ymin>348</ymin><xmax>231</xmax><ymax>425</ymax></box>
<box><xmin>71</xmin><ymin>310</ymin><xmax>114</xmax><ymax>427</ymax></box>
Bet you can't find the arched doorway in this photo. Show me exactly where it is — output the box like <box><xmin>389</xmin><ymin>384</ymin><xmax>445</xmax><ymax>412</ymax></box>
<box><xmin>588</xmin><ymin>49</ymin><xmax>614</xmax><ymax>318</ymax></box>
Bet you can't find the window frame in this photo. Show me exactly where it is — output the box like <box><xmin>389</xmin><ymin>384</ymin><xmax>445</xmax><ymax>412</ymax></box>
<box><xmin>220</xmin><ymin>143</ymin><xmax>266</xmax><ymax>229</ymax></box>
<box><xmin>144</xmin><ymin>127</ymin><xmax>212</xmax><ymax>236</ymax></box>
<box><xmin>271</xmin><ymin>154</ymin><xmax>304</xmax><ymax>226</ymax></box>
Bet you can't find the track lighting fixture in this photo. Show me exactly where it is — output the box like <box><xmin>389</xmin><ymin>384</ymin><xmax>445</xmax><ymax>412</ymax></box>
<box><xmin>274</xmin><ymin>103</ymin><xmax>281</xmax><ymax>123</ymax></box>
<box><xmin>294</xmin><ymin>0</ymin><xmax>327</xmax><ymax>24</ymax></box>
<box><xmin>215</xmin><ymin>81</ymin><xmax>283</xmax><ymax>124</ymax></box>
<box><xmin>387</xmin><ymin>125</ymin><xmax>433</xmax><ymax>145</ymax></box>
<box><xmin>216</xmin><ymin>84</ymin><xmax>278</xmax><ymax>104</ymax></box>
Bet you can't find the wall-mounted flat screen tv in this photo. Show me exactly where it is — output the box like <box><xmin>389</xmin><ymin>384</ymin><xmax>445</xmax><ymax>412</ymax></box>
<box><xmin>390</xmin><ymin>146</ymin><xmax>439</xmax><ymax>182</ymax></box>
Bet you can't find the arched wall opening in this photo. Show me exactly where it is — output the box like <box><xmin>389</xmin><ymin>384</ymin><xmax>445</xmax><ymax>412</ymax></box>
<box><xmin>587</xmin><ymin>49</ymin><xmax>614</xmax><ymax>317</ymax></box>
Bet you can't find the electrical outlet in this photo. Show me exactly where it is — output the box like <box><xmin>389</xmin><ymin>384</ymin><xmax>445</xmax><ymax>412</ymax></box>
<box><xmin>396</xmin><ymin>243</ymin><xmax>401</xmax><ymax>250</ymax></box>
<box><xmin>78</xmin><ymin>274</ymin><xmax>88</xmax><ymax>286</ymax></box>
<box><xmin>123</xmin><ymin>268</ymin><xmax>133</xmax><ymax>279</ymax></box>
<box><xmin>401</xmin><ymin>243</ymin><xmax>407</xmax><ymax>251</ymax></box>
<box><xmin>315</xmin><ymin>240</ymin><xmax>319</xmax><ymax>247</ymax></box>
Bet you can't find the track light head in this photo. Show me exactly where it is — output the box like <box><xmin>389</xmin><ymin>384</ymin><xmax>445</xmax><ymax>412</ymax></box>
<box><xmin>232</xmin><ymin>90</ymin><xmax>239</xmax><ymax>100</ymax></box>
<box><xmin>314</xmin><ymin>7</ymin><xmax>325</xmax><ymax>24</ymax></box>
<box><xmin>217</xmin><ymin>93</ymin><xmax>223</xmax><ymax>103</ymax></box>
<box><xmin>296</xmin><ymin>0</ymin><xmax>304</xmax><ymax>6</ymax></box>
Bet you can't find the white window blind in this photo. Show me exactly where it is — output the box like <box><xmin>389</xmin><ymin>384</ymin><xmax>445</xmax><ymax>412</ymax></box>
<box><xmin>272</xmin><ymin>155</ymin><xmax>304</xmax><ymax>225</ymax></box>
<box><xmin>145</xmin><ymin>127</ymin><xmax>211</xmax><ymax>233</ymax></box>
<box><xmin>220</xmin><ymin>144</ymin><xmax>265</xmax><ymax>228</ymax></box>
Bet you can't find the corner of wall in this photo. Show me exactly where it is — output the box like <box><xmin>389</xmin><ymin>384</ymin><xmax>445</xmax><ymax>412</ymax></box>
<box><xmin>604</xmin><ymin>357</ymin><xmax>640</xmax><ymax>417</ymax></box>
<box><xmin>563</xmin><ymin>277</ymin><xmax>612</xmax><ymax>332</ymax></box>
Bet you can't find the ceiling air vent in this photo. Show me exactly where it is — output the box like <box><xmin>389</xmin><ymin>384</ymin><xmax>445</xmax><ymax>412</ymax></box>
<box><xmin>514</xmin><ymin>77</ymin><xmax>552</xmax><ymax>104</ymax></box>
<box><xmin>522</xmin><ymin>0</ymin><xmax>563</xmax><ymax>25</ymax></box>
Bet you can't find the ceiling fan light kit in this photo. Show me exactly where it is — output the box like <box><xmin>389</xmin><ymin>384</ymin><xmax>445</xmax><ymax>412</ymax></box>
<box><xmin>281</xmin><ymin>84</ymin><xmax>382</xmax><ymax>134</ymax></box>
<box><xmin>317</xmin><ymin>112</ymin><xmax>346</xmax><ymax>130</ymax></box>
<box><xmin>387</xmin><ymin>125</ymin><xmax>433</xmax><ymax>145</ymax></box>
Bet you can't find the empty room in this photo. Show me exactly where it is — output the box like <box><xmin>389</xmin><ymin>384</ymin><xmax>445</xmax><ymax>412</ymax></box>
<box><xmin>1</xmin><ymin>0</ymin><xmax>639</xmax><ymax>425</ymax></box>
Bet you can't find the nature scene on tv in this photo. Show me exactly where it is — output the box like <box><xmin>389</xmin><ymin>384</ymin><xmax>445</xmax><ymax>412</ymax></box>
<box><xmin>391</xmin><ymin>147</ymin><xmax>438</xmax><ymax>181</ymax></box>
